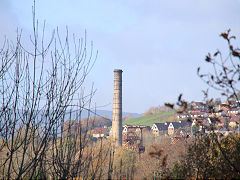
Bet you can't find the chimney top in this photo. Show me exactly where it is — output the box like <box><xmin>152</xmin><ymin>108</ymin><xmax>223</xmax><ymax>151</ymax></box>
<box><xmin>114</xmin><ymin>69</ymin><xmax>123</xmax><ymax>72</ymax></box>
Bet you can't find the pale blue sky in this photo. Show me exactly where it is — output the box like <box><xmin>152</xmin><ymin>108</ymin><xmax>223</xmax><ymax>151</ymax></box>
<box><xmin>1</xmin><ymin>0</ymin><xmax>240</xmax><ymax>113</ymax></box>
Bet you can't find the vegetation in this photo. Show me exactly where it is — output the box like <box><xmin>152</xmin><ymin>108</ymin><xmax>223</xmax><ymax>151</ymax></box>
<box><xmin>143</xmin><ymin>105</ymin><xmax>173</xmax><ymax>116</ymax></box>
<box><xmin>169</xmin><ymin>134</ymin><xmax>240</xmax><ymax>179</ymax></box>
<box><xmin>123</xmin><ymin>110</ymin><xmax>176</xmax><ymax>126</ymax></box>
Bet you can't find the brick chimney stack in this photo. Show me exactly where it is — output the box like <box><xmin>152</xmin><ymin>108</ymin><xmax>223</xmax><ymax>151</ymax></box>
<box><xmin>112</xmin><ymin>69</ymin><xmax>123</xmax><ymax>147</ymax></box>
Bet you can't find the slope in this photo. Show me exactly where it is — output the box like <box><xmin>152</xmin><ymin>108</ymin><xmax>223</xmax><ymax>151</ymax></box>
<box><xmin>123</xmin><ymin>111</ymin><xmax>177</xmax><ymax>126</ymax></box>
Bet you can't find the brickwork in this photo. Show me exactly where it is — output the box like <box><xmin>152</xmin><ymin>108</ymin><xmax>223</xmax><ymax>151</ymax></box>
<box><xmin>112</xmin><ymin>69</ymin><xmax>123</xmax><ymax>147</ymax></box>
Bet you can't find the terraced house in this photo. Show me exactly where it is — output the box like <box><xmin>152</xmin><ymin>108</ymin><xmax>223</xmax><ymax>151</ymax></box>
<box><xmin>151</xmin><ymin>120</ymin><xmax>191</xmax><ymax>136</ymax></box>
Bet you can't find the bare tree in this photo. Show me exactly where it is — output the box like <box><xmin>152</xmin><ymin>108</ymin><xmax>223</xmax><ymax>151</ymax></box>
<box><xmin>164</xmin><ymin>30</ymin><xmax>240</xmax><ymax>179</ymax></box>
<box><xmin>197</xmin><ymin>29</ymin><xmax>240</xmax><ymax>174</ymax></box>
<box><xmin>198</xmin><ymin>29</ymin><xmax>240</xmax><ymax>103</ymax></box>
<box><xmin>0</xmin><ymin>2</ymin><xmax>115</xmax><ymax>179</ymax></box>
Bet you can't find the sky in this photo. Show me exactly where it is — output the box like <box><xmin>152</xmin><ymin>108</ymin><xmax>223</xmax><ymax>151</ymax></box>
<box><xmin>0</xmin><ymin>0</ymin><xmax>240</xmax><ymax>113</ymax></box>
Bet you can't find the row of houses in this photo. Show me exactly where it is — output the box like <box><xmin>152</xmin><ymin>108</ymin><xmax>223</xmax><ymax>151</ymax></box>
<box><xmin>92</xmin><ymin>101</ymin><xmax>240</xmax><ymax>138</ymax></box>
<box><xmin>177</xmin><ymin>110</ymin><xmax>240</xmax><ymax>120</ymax></box>
<box><xmin>92</xmin><ymin>120</ymin><xmax>192</xmax><ymax>138</ymax></box>
<box><xmin>175</xmin><ymin>101</ymin><xmax>240</xmax><ymax>136</ymax></box>
<box><xmin>151</xmin><ymin>120</ymin><xmax>191</xmax><ymax>136</ymax></box>
<box><xmin>92</xmin><ymin>116</ymin><xmax>240</xmax><ymax>138</ymax></box>
<box><xmin>178</xmin><ymin>101</ymin><xmax>240</xmax><ymax>120</ymax></box>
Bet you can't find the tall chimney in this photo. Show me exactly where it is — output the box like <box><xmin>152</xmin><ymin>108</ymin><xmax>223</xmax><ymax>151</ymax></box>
<box><xmin>112</xmin><ymin>69</ymin><xmax>123</xmax><ymax>147</ymax></box>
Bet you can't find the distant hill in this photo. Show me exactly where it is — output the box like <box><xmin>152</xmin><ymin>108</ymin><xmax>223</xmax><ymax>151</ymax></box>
<box><xmin>93</xmin><ymin>110</ymin><xmax>141</xmax><ymax>119</ymax></box>
<box><xmin>64</xmin><ymin>109</ymin><xmax>141</xmax><ymax>120</ymax></box>
<box><xmin>123</xmin><ymin>111</ymin><xmax>177</xmax><ymax>126</ymax></box>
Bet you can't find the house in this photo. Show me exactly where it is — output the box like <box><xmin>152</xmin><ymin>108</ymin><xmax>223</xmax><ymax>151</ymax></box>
<box><xmin>168</xmin><ymin>122</ymin><xmax>180</xmax><ymax>135</ymax></box>
<box><xmin>151</xmin><ymin>123</ymin><xmax>168</xmax><ymax>136</ymax></box>
<box><xmin>218</xmin><ymin>103</ymin><xmax>230</xmax><ymax>112</ymax></box>
<box><xmin>122</xmin><ymin>125</ymin><xmax>148</xmax><ymax>152</ymax></box>
<box><xmin>152</xmin><ymin>121</ymin><xmax>191</xmax><ymax>136</ymax></box>
<box><xmin>179</xmin><ymin>119</ymin><xmax>192</xmax><ymax>127</ymax></box>
<box><xmin>177</xmin><ymin>112</ymin><xmax>189</xmax><ymax>119</ymax></box>
<box><xmin>205</xmin><ymin>116</ymin><xmax>238</xmax><ymax>129</ymax></box>
<box><xmin>215</xmin><ymin>117</ymin><xmax>230</xmax><ymax>127</ymax></box>
<box><xmin>171</xmin><ymin>129</ymin><xmax>189</xmax><ymax>144</ymax></box>
<box><xmin>122</xmin><ymin>125</ymin><xmax>150</xmax><ymax>136</ymax></box>
<box><xmin>229</xmin><ymin>115</ymin><xmax>240</xmax><ymax>128</ymax></box>
<box><xmin>168</xmin><ymin>122</ymin><xmax>187</xmax><ymax>135</ymax></box>
<box><xmin>205</xmin><ymin>127</ymin><xmax>233</xmax><ymax>137</ymax></box>
<box><xmin>92</xmin><ymin>127</ymin><xmax>108</xmax><ymax>138</ymax></box>
<box><xmin>174</xmin><ymin>128</ymin><xmax>188</xmax><ymax>137</ymax></box>
<box><xmin>191</xmin><ymin>118</ymin><xmax>213</xmax><ymax>131</ymax></box>
<box><xmin>227</xmin><ymin>108</ymin><xmax>240</xmax><ymax>116</ymax></box>
<box><xmin>178</xmin><ymin>111</ymin><xmax>207</xmax><ymax>120</ymax></box>
<box><xmin>188</xmin><ymin>111</ymin><xmax>206</xmax><ymax>119</ymax></box>
<box><xmin>213</xmin><ymin>111</ymin><xmax>223</xmax><ymax>117</ymax></box>
<box><xmin>191</xmin><ymin>102</ymin><xmax>208</xmax><ymax>111</ymax></box>
<box><xmin>226</xmin><ymin>100</ymin><xmax>240</xmax><ymax>108</ymax></box>
<box><xmin>122</xmin><ymin>125</ymin><xmax>128</xmax><ymax>134</ymax></box>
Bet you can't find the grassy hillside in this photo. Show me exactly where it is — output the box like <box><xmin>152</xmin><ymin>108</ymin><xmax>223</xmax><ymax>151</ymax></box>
<box><xmin>123</xmin><ymin>111</ymin><xmax>177</xmax><ymax>126</ymax></box>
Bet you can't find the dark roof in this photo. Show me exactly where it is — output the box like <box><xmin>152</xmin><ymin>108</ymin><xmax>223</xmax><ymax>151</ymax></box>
<box><xmin>168</xmin><ymin>120</ymin><xmax>191</xmax><ymax>129</ymax></box>
<box><xmin>154</xmin><ymin>120</ymin><xmax>191</xmax><ymax>131</ymax></box>
<box><xmin>228</xmin><ymin>107</ymin><xmax>240</xmax><ymax>112</ymax></box>
<box><xmin>153</xmin><ymin>123</ymin><xmax>168</xmax><ymax>131</ymax></box>
<box><xmin>192</xmin><ymin>102</ymin><xmax>207</xmax><ymax>107</ymax></box>
<box><xmin>174</xmin><ymin>129</ymin><xmax>188</xmax><ymax>136</ymax></box>
<box><xmin>230</xmin><ymin>115</ymin><xmax>240</xmax><ymax>122</ymax></box>
<box><xmin>144</xmin><ymin>126</ymin><xmax>151</xmax><ymax>131</ymax></box>
<box><xmin>218</xmin><ymin>127</ymin><xmax>228</xmax><ymax>132</ymax></box>
<box><xmin>170</xmin><ymin>122</ymin><xmax>181</xmax><ymax>129</ymax></box>
<box><xmin>217</xmin><ymin>117</ymin><xmax>229</xmax><ymax>124</ymax></box>
<box><xmin>188</xmin><ymin>111</ymin><xmax>206</xmax><ymax>115</ymax></box>
<box><xmin>123</xmin><ymin>125</ymin><xmax>151</xmax><ymax>132</ymax></box>
<box><xmin>179</xmin><ymin>120</ymin><xmax>192</xmax><ymax>127</ymax></box>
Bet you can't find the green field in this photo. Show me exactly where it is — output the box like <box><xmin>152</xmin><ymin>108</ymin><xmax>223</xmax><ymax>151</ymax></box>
<box><xmin>123</xmin><ymin>111</ymin><xmax>177</xmax><ymax>126</ymax></box>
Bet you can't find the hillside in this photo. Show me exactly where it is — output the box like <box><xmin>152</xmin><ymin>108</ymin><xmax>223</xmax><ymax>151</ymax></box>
<box><xmin>123</xmin><ymin>111</ymin><xmax>177</xmax><ymax>126</ymax></box>
<box><xmin>62</xmin><ymin>109</ymin><xmax>141</xmax><ymax>120</ymax></box>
